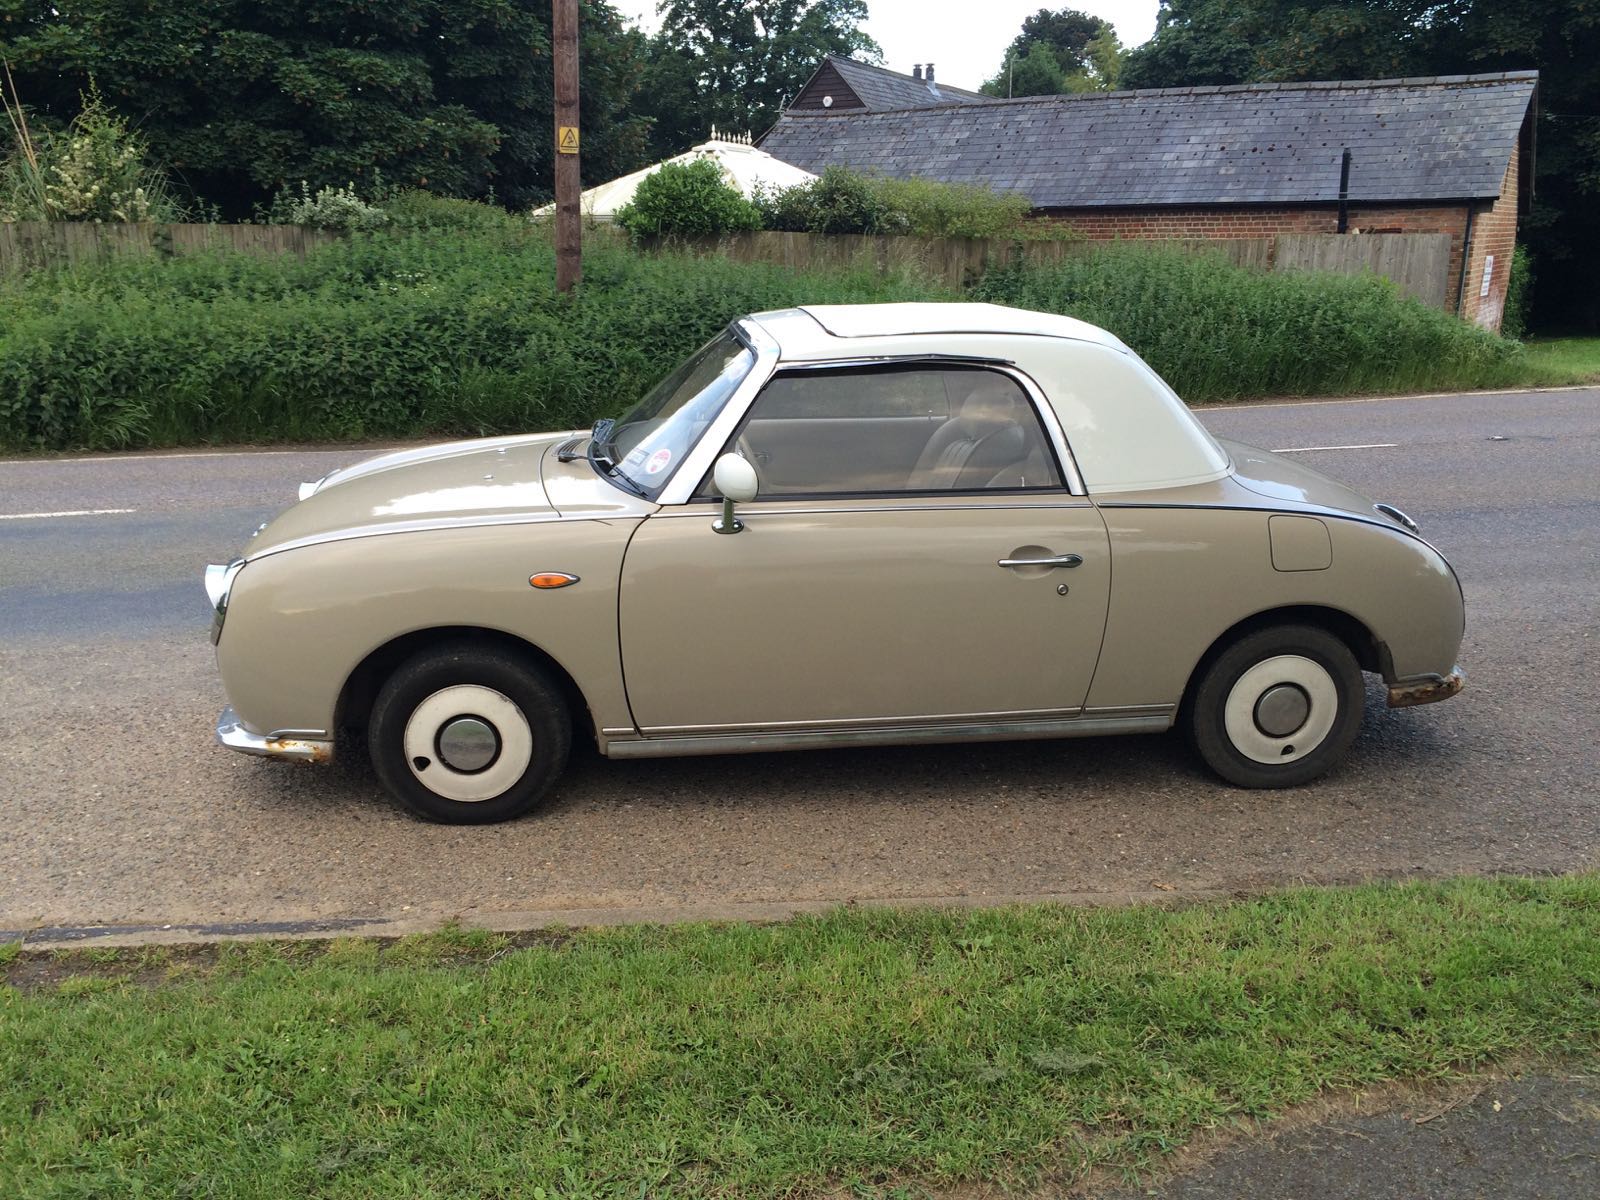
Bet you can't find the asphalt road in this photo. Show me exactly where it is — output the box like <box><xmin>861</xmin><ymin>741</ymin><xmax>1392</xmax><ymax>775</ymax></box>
<box><xmin>2</xmin><ymin>389</ymin><xmax>1597</xmax><ymax>938</ymax></box>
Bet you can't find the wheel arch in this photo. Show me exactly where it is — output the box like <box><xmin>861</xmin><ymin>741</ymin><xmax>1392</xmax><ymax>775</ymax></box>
<box><xmin>1179</xmin><ymin>604</ymin><xmax>1385</xmax><ymax>719</ymax></box>
<box><xmin>335</xmin><ymin>626</ymin><xmax>596</xmax><ymax>746</ymax></box>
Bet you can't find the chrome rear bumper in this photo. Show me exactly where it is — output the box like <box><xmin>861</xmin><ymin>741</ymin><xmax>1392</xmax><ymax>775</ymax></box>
<box><xmin>1387</xmin><ymin>666</ymin><xmax>1466</xmax><ymax>709</ymax></box>
<box><xmin>216</xmin><ymin>707</ymin><xmax>333</xmax><ymax>763</ymax></box>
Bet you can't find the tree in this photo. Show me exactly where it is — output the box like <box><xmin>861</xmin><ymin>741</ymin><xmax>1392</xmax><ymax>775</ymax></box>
<box><xmin>0</xmin><ymin>2</ymin><xmax>654</xmax><ymax>215</ymax></box>
<box><xmin>980</xmin><ymin>7</ymin><xmax>1125</xmax><ymax>97</ymax></box>
<box><xmin>1120</xmin><ymin>0</ymin><xmax>1600</xmax><ymax>332</ymax></box>
<box><xmin>1006</xmin><ymin>7</ymin><xmax>1107</xmax><ymax>74</ymax></box>
<box><xmin>639</xmin><ymin>0</ymin><xmax>880</xmax><ymax>157</ymax></box>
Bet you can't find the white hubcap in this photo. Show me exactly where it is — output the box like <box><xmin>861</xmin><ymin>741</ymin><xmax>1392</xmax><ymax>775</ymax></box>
<box><xmin>1223</xmin><ymin>655</ymin><xmax>1338</xmax><ymax>765</ymax></box>
<box><xmin>403</xmin><ymin>685</ymin><xmax>533</xmax><ymax>802</ymax></box>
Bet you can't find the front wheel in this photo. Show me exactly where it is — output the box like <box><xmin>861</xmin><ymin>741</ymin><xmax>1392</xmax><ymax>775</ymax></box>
<box><xmin>368</xmin><ymin>642</ymin><xmax>571</xmax><ymax>823</ymax></box>
<box><xmin>1189</xmin><ymin>624</ymin><xmax>1364</xmax><ymax>788</ymax></box>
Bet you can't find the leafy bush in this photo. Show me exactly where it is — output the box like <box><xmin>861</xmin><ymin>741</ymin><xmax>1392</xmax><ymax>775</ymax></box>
<box><xmin>870</xmin><ymin>176</ymin><xmax>1033</xmax><ymax>239</ymax></box>
<box><xmin>0</xmin><ymin>231</ymin><xmax>933</xmax><ymax>450</ymax></box>
<box><xmin>755</xmin><ymin>167</ymin><xmax>1034</xmax><ymax>239</ymax></box>
<box><xmin>0</xmin><ymin>230</ymin><xmax>1529</xmax><ymax>452</ymax></box>
<box><xmin>1502</xmin><ymin>244</ymin><xmax>1533</xmax><ymax>340</ymax></box>
<box><xmin>614</xmin><ymin>158</ymin><xmax>761</xmax><ymax>239</ymax></box>
<box><xmin>1</xmin><ymin>84</ymin><xmax>180</xmax><ymax>222</ymax></box>
<box><xmin>973</xmin><ymin>242</ymin><xmax>1523</xmax><ymax>400</ymax></box>
<box><xmin>381</xmin><ymin>189</ymin><xmax>524</xmax><ymax>235</ymax></box>
<box><xmin>268</xmin><ymin>181</ymin><xmax>390</xmax><ymax>232</ymax></box>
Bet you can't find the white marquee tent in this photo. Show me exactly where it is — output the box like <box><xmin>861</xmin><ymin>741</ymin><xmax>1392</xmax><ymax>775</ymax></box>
<box><xmin>533</xmin><ymin>130</ymin><xmax>816</xmax><ymax>221</ymax></box>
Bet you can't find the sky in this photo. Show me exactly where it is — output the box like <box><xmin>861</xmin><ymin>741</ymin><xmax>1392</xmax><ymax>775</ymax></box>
<box><xmin>606</xmin><ymin>2</ymin><xmax>1163</xmax><ymax>93</ymax></box>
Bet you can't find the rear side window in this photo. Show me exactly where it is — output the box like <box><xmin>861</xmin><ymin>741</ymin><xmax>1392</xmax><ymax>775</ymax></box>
<box><xmin>703</xmin><ymin>365</ymin><xmax>1064</xmax><ymax>497</ymax></box>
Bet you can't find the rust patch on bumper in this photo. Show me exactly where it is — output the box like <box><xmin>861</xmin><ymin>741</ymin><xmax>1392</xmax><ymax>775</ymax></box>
<box><xmin>216</xmin><ymin>707</ymin><xmax>334</xmax><ymax>763</ymax></box>
<box><xmin>1387</xmin><ymin>666</ymin><xmax>1466</xmax><ymax>709</ymax></box>
<box><xmin>260</xmin><ymin>737</ymin><xmax>333</xmax><ymax>764</ymax></box>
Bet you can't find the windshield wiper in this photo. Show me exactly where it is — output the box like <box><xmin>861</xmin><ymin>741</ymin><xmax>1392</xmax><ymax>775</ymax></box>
<box><xmin>590</xmin><ymin>418</ymin><xmax>616</xmax><ymax>461</ymax></box>
<box><xmin>584</xmin><ymin>419</ymin><xmax>648</xmax><ymax>497</ymax></box>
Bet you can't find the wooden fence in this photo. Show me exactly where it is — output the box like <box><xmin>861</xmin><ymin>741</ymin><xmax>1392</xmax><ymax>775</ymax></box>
<box><xmin>2</xmin><ymin>220</ymin><xmax>1456</xmax><ymax>313</ymax></box>
<box><xmin>652</xmin><ymin>230</ymin><xmax>1456</xmax><ymax>312</ymax></box>
<box><xmin>0</xmin><ymin>222</ymin><xmax>342</xmax><ymax>273</ymax></box>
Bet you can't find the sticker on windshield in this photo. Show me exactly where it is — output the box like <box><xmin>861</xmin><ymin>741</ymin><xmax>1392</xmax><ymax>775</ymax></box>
<box><xmin>623</xmin><ymin>447</ymin><xmax>647</xmax><ymax>467</ymax></box>
<box><xmin>644</xmin><ymin>448</ymin><xmax>673</xmax><ymax>476</ymax></box>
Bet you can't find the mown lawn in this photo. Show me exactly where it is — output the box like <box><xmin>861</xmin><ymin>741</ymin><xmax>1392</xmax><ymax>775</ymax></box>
<box><xmin>3</xmin><ymin>876</ymin><xmax>1598</xmax><ymax>1198</ymax></box>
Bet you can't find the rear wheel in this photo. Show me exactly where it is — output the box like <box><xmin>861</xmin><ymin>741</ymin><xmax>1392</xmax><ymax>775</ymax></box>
<box><xmin>1189</xmin><ymin>624</ymin><xmax>1364</xmax><ymax>788</ymax></box>
<box><xmin>368</xmin><ymin>642</ymin><xmax>571</xmax><ymax>823</ymax></box>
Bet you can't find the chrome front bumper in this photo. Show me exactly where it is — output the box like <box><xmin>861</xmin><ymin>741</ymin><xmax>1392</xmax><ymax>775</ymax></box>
<box><xmin>216</xmin><ymin>707</ymin><xmax>334</xmax><ymax>763</ymax></box>
<box><xmin>1387</xmin><ymin>665</ymin><xmax>1466</xmax><ymax>709</ymax></box>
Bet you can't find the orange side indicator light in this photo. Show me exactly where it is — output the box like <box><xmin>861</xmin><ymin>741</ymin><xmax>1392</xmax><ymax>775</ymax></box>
<box><xmin>529</xmin><ymin>572</ymin><xmax>581</xmax><ymax>589</ymax></box>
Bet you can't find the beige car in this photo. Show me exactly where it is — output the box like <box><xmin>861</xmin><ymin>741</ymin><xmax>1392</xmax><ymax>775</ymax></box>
<box><xmin>208</xmin><ymin>303</ymin><xmax>1464</xmax><ymax>823</ymax></box>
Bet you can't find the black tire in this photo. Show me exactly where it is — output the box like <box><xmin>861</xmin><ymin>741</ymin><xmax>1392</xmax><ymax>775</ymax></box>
<box><xmin>368</xmin><ymin>641</ymin><xmax>571</xmax><ymax>824</ymax></box>
<box><xmin>1188</xmin><ymin>623</ymin><xmax>1364</xmax><ymax>789</ymax></box>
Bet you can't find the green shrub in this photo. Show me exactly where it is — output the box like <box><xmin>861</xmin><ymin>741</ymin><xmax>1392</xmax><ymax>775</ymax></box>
<box><xmin>755</xmin><ymin>168</ymin><xmax>1035</xmax><ymax>239</ymax></box>
<box><xmin>380</xmin><ymin>189</ymin><xmax>524</xmax><ymax>235</ymax></box>
<box><xmin>268</xmin><ymin>181</ymin><xmax>390</xmax><ymax>232</ymax></box>
<box><xmin>1502</xmin><ymin>244</ymin><xmax>1533</xmax><ymax>340</ymax></box>
<box><xmin>0</xmin><ymin>230</ymin><xmax>1529</xmax><ymax>452</ymax></box>
<box><xmin>973</xmin><ymin>242</ymin><xmax>1524</xmax><ymax>400</ymax></box>
<box><xmin>614</xmin><ymin>158</ymin><xmax>761</xmax><ymax>239</ymax></box>
<box><xmin>0</xmin><ymin>231</ymin><xmax>934</xmax><ymax>450</ymax></box>
<box><xmin>802</xmin><ymin>165</ymin><xmax>888</xmax><ymax>234</ymax></box>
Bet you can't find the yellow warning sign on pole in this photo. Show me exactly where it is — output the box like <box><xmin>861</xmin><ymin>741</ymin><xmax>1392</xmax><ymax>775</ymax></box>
<box><xmin>557</xmin><ymin>126</ymin><xmax>580</xmax><ymax>154</ymax></box>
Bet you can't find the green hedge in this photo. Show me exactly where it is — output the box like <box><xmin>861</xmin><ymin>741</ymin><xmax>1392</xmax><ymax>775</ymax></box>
<box><xmin>0</xmin><ymin>231</ymin><xmax>932</xmax><ymax>450</ymax></box>
<box><xmin>0</xmin><ymin>230</ymin><xmax>1527</xmax><ymax>451</ymax></box>
<box><xmin>973</xmin><ymin>243</ymin><xmax>1524</xmax><ymax>401</ymax></box>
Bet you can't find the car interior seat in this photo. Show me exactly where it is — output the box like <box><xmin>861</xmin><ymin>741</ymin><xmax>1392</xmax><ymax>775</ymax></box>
<box><xmin>905</xmin><ymin>375</ymin><xmax>1034</xmax><ymax>490</ymax></box>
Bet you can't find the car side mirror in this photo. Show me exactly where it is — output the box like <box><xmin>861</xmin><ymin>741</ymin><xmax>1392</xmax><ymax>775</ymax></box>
<box><xmin>712</xmin><ymin>452</ymin><xmax>758</xmax><ymax>534</ymax></box>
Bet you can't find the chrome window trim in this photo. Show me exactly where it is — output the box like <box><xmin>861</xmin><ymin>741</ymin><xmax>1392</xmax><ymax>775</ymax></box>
<box><xmin>657</xmin><ymin>348</ymin><xmax>1087</xmax><ymax>505</ymax></box>
<box><xmin>654</xmin><ymin>318</ymin><xmax>783</xmax><ymax>506</ymax></box>
<box><xmin>773</xmin><ymin>352</ymin><xmax>1017</xmax><ymax>370</ymax></box>
<box><xmin>646</xmin><ymin>499</ymin><xmax>1095</xmax><ymax>518</ymax></box>
<box><xmin>999</xmin><ymin>363</ymin><xmax>1087</xmax><ymax>496</ymax></box>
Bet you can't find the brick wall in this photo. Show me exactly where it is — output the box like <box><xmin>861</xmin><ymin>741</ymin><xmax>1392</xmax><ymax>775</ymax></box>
<box><xmin>1459</xmin><ymin>142</ymin><xmax>1520</xmax><ymax>330</ymax></box>
<box><xmin>1031</xmin><ymin>199</ymin><xmax>1521</xmax><ymax>327</ymax></box>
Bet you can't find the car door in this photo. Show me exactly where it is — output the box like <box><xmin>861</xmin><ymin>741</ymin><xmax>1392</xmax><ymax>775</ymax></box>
<box><xmin>618</xmin><ymin>362</ymin><xmax>1111</xmax><ymax>735</ymax></box>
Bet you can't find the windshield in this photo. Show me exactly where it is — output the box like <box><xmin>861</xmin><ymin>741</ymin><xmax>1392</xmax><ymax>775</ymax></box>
<box><xmin>603</xmin><ymin>331</ymin><xmax>755</xmax><ymax>498</ymax></box>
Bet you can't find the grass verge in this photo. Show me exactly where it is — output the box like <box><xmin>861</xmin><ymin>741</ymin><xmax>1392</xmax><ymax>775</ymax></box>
<box><xmin>1518</xmin><ymin>337</ymin><xmax>1600</xmax><ymax>387</ymax></box>
<box><xmin>4</xmin><ymin>875</ymin><xmax>1599</xmax><ymax>1198</ymax></box>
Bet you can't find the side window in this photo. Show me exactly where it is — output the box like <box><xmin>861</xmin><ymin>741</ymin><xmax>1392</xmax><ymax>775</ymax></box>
<box><xmin>702</xmin><ymin>365</ymin><xmax>1064</xmax><ymax>497</ymax></box>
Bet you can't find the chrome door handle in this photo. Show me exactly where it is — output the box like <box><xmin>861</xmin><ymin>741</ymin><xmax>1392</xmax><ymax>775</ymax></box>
<box><xmin>997</xmin><ymin>553</ymin><xmax>1083</xmax><ymax>569</ymax></box>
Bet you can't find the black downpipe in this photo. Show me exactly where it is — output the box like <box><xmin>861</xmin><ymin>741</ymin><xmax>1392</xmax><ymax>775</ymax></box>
<box><xmin>1455</xmin><ymin>205</ymin><xmax>1476</xmax><ymax>316</ymax></box>
<box><xmin>1336</xmin><ymin>148</ymin><xmax>1352</xmax><ymax>233</ymax></box>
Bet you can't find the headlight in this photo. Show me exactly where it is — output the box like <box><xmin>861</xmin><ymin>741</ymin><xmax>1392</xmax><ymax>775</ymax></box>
<box><xmin>205</xmin><ymin>559</ymin><xmax>246</xmax><ymax>644</ymax></box>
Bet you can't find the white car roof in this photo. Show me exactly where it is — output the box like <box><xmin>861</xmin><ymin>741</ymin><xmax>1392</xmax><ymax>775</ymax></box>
<box><xmin>748</xmin><ymin>302</ymin><xmax>1126</xmax><ymax>359</ymax></box>
<box><xmin>742</xmin><ymin>302</ymin><xmax>1229</xmax><ymax>495</ymax></box>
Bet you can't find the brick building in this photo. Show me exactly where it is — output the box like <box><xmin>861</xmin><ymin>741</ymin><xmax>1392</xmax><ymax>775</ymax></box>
<box><xmin>761</xmin><ymin>68</ymin><xmax>1537</xmax><ymax>331</ymax></box>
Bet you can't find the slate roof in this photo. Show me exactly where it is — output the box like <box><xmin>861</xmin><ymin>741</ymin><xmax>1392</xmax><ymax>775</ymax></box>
<box><xmin>808</xmin><ymin>55</ymin><xmax>993</xmax><ymax>111</ymax></box>
<box><xmin>761</xmin><ymin>72</ymin><xmax>1538</xmax><ymax>208</ymax></box>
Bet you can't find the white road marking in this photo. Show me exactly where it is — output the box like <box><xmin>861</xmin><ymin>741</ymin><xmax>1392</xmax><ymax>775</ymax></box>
<box><xmin>0</xmin><ymin>508</ymin><xmax>137</xmax><ymax>520</ymax></box>
<box><xmin>1211</xmin><ymin>383</ymin><xmax>1596</xmax><ymax>412</ymax></box>
<box><xmin>1273</xmin><ymin>442</ymin><xmax>1400</xmax><ymax>453</ymax></box>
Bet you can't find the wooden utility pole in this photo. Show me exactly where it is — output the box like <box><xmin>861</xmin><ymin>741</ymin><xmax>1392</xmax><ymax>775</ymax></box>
<box><xmin>553</xmin><ymin>0</ymin><xmax>581</xmax><ymax>292</ymax></box>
